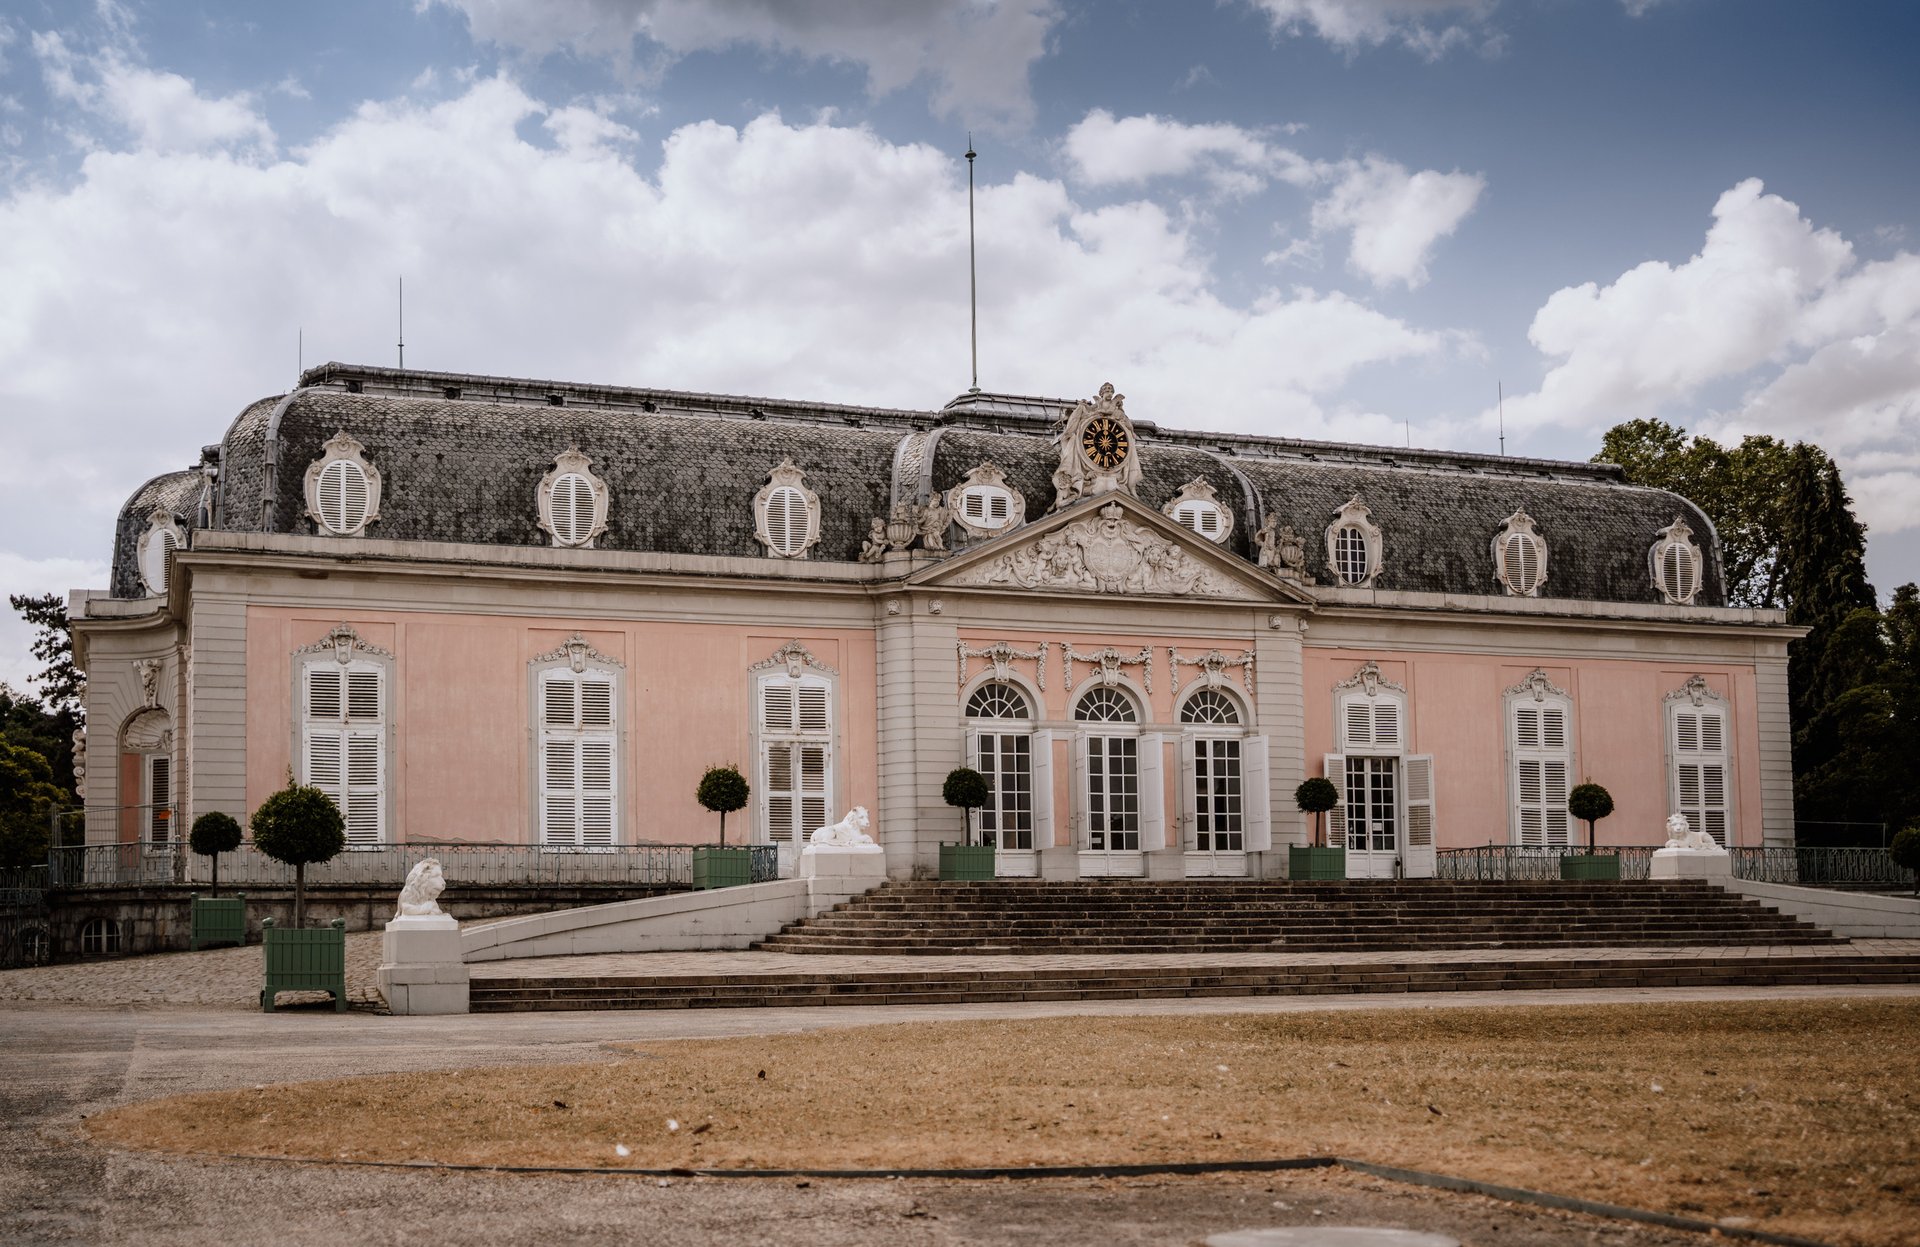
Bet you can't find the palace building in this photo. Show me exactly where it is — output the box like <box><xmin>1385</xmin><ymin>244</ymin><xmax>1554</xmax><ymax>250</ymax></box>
<box><xmin>71</xmin><ymin>363</ymin><xmax>1798</xmax><ymax>880</ymax></box>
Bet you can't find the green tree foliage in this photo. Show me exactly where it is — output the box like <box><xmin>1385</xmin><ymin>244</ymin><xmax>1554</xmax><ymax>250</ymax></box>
<box><xmin>190</xmin><ymin>810</ymin><xmax>244</xmax><ymax>896</ymax></box>
<box><xmin>0</xmin><ymin>682</ymin><xmax>78</xmax><ymax>803</ymax></box>
<box><xmin>1781</xmin><ymin>447</ymin><xmax>1880</xmax><ymax>723</ymax></box>
<box><xmin>0</xmin><ymin>738</ymin><xmax>63</xmax><ymax>870</ymax></box>
<box><xmin>250</xmin><ymin>784</ymin><xmax>345</xmax><ymax>926</ymax></box>
<box><xmin>1891</xmin><ymin>825</ymin><xmax>1920</xmax><ymax>896</ymax></box>
<box><xmin>942</xmin><ymin>766</ymin><xmax>990</xmax><ymax>845</ymax></box>
<box><xmin>1567</xmin><ymin>782</ymin><xmax>1615</xmax><ymax>853</ymax></box>
<box><xmin>9</xmin><ymin>594</ymin><xmax>84</xmax><ymax>720</ymax></box>
<box><xmin>695</xmin><ymin>764</ymin><xmax>749</xmax><ymax>846</ymax></box>
<box><xmin>1596</xmin><ymin>420</ymin><xmax>1805</xmax><ymax>608</ymax></box>
<box><xmin>1294</xmin><ymin>777</ymin><xmax>1339</xmax><ymax>847</ymax></box>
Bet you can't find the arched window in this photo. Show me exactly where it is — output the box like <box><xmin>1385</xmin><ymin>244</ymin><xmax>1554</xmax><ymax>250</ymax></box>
<box><xmin>1505</xmin><ymin>671</ymin><xmax>1573</xmax><ymax>848</ymax></box>
<box><xmin>1179</xmin><ymin>688</ymin><xmax>1241</xmax><ymax>725</ymax></box>
<box><xmin>1180</xmin><ymin>688</ymin><xmax>1246</xmax><ymax>859</ymax></box>
<box><xmin>303</xmin><ymin>432</ymin><xmax>383</xmax><ymax>538</ymax></box>
<box><xmin>538</xmin><ymin>450</ymin><xmax>610</xmax><ymax>549</ymax></box>
<box><xmin>534</xmin><ymin>640</ymin><xmax>621</xmax><ymax>848</ymax></box>
<box><xmin>1324</xmin><ymin>495</ymin><xmax>1382</xmax><ymax>587</ymax></box>
<box><xmin>754</xmin><ymin>460</ymin><xmax>821</xmax><ymax>559</ymax></box>
<box><xmin>1492</xmin><ymin>509</ymin><xmax>1549</xmax><ymax>597</ymax></box>
<box><xmin>1074</xmin><ymin>685</ymin><xmax>1141</xmax><ymax>861</ymax></box>
<box><xmin>1650</xmin><ymin>517</ymin><xmax>1703</xmax><ymax>605</ymax></box>
<box><xmin>80</xmin><ymin>917</ymin><xmax>123</xmax><ymax>956</ymax></box>
<box><xmin>966</xmin><ymin>682</ymin><xmax>1033</xmax><ymax>859</ymax></box>
<box><xmin>1075</xmin><ymin>686</ymin><xmax>1137</xmax><ymax>723</ymax></box>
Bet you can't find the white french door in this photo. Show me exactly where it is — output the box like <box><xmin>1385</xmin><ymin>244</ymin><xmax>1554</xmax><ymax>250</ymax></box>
<box><xmin>1079</xmin><ymin>733</ymin><xmax>1142</xmax><ymax>876</ymax></box>
<box><xmin>1344</xmin><ymin>755</ymin><xmax>1399</xmax><ymax>879</ymax></box>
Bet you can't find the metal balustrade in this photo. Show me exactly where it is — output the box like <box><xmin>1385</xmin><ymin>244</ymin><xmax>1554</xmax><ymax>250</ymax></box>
<box><xmin>1730</xmin><ymin>846</ymin><xmax>1911</xmax><ymax>888</ymax></box>
<box><xmin>44</xmin><ymin>841</ymin><xmax>778</xmax><ymax>890</ymax></box>
<box><xmin>1435</xmin><ymin>845</ymin><xmax>1660</xmax><ymax>881</ymax></box>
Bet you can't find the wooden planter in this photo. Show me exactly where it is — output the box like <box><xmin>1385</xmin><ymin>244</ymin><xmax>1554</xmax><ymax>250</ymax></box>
<box><xmin>1289</xmin><ymin>845</ymin><xmax>1347</xmax><ymax>880</ymax></box>
<box><xmin>693</xmin><ymin>845</ymin><xmax>754</xmax><ymax>890</ymax></box>
<box><xmin>1559</xmin><ymin>853</ymin><xmax>1622</xmax><ymax>881</ymax></box>
<box><xmin>939</xmin><ymin>843</ymin><xmax>996</xmax><ymax>881</ymax></box>
<box><xmin>190</xmin><ymin>892</ymin><xmax>247</xmax><ymax>951</ymax></box>
<box><xmin>261</xmin><ymin>918</ymin><xmax>348</xmax><ymax>1012</ymax></box>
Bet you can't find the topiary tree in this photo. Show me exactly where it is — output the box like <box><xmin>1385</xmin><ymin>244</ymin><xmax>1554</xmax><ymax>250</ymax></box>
<box><xmin>1295</xmin><ymin>777</ymin><xmax>1339</xmax><ymax>848</ymax></box>
<box><xmin>1568</xmin><ymin>781</ymin><xmax>1616</xmax><ymax>855</ymax></box>
<box><xmin>189</xmin><ymin>810</ymin><xmax>243</xmax><ymax>897</ymax></box>
<box><xmin>943</xmin><ymin>767</ymin><xmax>990</xmax><ymax>846</ymax></box>
<box><xmin>696</xmin><ymin>765</ymin><xmax>749</xmax><ymax>847</ymax></box>
<box><xmin>1892</xmin><ymin>823</ymin><xmax>1920</xmax><ymax>897</ymax></box>
<box><xmin>249</xmin><ymin>784</ymin><xmax>344</xmax><ymax>927</ymax></box>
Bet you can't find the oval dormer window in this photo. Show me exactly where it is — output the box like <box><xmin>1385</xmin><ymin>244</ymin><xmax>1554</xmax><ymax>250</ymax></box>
<box><xmin>1172</xmin><ymin>499</ymin><xmax>1225</xmax><ymax>541</ymax></box>
<box><xmin>1332</xmin><ymin>526</ymin><xmax>1369</xmax><ymax>584</ymax></box>
<box><xmin>316</xmin><ymin>460</ymin><xmax>371</xmax><ymax>535</ymax></box>
<box><xmin>1493</xmin><ymin>510</ymin><xmax>1549</xmax><ymax>597</ymax></box>
<box><xmin>538</xmin><ymin>450</ymin><xmax>609</xmax><ymax>549</ymax></box>
<box><xmin>549</xmin><ymin>474</ymin><xmax>593</xmax><ymax>544</ymax></box>
<box><xmin>137</xmin><ymin>511</ymin><xmax>185</xmax><ymax>596</ymax></box>
<box><xmin>957</xmin><ymin>485</ymin><xmax>1016</xmax><ymax>531</ymax></box>
<box><xmin>1650</xmin><ymin>517</ymin><xmax>1703</xmax><ymax>605</ymax></box>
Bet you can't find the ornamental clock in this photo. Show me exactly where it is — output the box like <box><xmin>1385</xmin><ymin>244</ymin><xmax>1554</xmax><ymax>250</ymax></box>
<box><xmin>1080</xmin><ymin>415</ymin><xmax>1131</xmax><ymax>471</ymax></box>
<box><xmin>1049</xmin><ymin>381</ymin><xmax>1144</xmax><ymax>512</ymax></box>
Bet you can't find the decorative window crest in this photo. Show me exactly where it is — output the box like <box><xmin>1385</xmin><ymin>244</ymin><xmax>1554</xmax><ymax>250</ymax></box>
<box><xmin>303</xmin><ymin>431</ymin><xmax>382</xmax><ymax>538</ymax></box>
<box><xmin>1325</xmin><ymin>495</ymin><xmax>1383</xmax><ymax>588</ymax></box>
<box><xmin>1168</xmin><ymin>647</ymin><xmax>1256</xmax><ymax>698</ymax></box>
<box><xmin>1492</xmin><ymin>509</ymin><xmax>1549</xmax><ymax>597</ymax></box>
<box><xmin>1063</xmin><ymin>643</ymin><xmax>1152</xmax><ymax>693</ymax></box>
<box><xmin>1333</xmin><ymin>660</ymin><xmax>1405</xmax><ymax>698</ymax></box>
<box><xmin>751</xmin><ymin>640</ymin><xmax>838</xmax><ymax>679</ymax></box>
<box><xmin>1503</xmin><ymin>668</ymin><xmax>1569</xmax><ymax>703</ymax></box>
<box><xmin>1665</xmin><ymin>674</ymin><xmax>1725</xmax><ymax>708</ymax></box>
<box><xmin>1253</xmin><ymin>515</ymin><xmax>1313</xmax><ymax>584</ymax></box>
<box><xmin>754</xmin><ymin>459</ymin><xmax>822</xmax><ymax>560</ymax></box>
<box><xmin>1650</xmin><ymin>516</ymin><xmax>1704</xmax><ymax>605</ymax></box>
<box><xmin>293</xmin><ymin>623</ymin><xmax>394</xmax><ymax>665</ymax></box>
<box><xmin>1163</xmin><ymin>478</ymin><xmax>1233</xmax><ymax>543</ymax></box>
<box><xmin>532</xmin><ymin>632</ymin><xmax>625</xmax><ymax>673</ymax></box>
<box><xmin>957</xmin><ymin>639</ymin><xmax>1049</xmax><ymax>692</ymax></box>
<box><xmin>537</xmin><ymin>449</ymin><xmax>611</xmax><ymax>549</ymax></box>
<box><xmin>1049</xmin><ymin>382</ymin><xmax>1144</xmax><ymax>511</ymax></box>
<box><xmin>136</xmin><ymin>510</ymin><xmax>186</xmax><ymax>596</ymax></box>
<box><xmin>949</xmin><ymin>462</ymin><xmax>1025</xmax><ymax>538</ymax></box>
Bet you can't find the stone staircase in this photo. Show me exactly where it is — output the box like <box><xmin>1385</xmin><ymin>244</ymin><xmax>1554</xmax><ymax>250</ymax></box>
<box><xmin>753</xmin><ymin>879</ymin><xmax>1839</xmax><ymax>955</ymax></box>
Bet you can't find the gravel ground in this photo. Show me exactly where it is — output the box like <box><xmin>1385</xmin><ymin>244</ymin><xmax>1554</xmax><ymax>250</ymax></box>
<box><xmin>0</xmin><ymin>1002</ymin><xmax>1780</xmax><ymax>1247</ymax></box>
<box><xmin>0</xmin><ymin>934</ymin><xmax>386</xmax><ymax>1009</ymax></box>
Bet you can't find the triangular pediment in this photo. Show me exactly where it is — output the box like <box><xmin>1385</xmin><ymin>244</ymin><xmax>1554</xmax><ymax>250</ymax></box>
<box><xmin>910</xmin><ymin>492</ymin><xmax>1314</xmax><ymax>605</ymax></box>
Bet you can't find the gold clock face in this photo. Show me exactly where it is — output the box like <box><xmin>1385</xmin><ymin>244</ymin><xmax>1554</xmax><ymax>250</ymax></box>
<box><xmin>1081</xmin><ymin>415</ymin><xmax>1130</xmax><ymax>471</ymax></box>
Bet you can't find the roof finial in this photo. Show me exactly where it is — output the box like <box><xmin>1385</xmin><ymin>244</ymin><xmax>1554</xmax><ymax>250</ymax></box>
<box><xmin>966</xmin><ymin>134</ymin><xmax>980</xmax><ymax>395</ymax></box>
<box><xmin>397</xmin><ymin>276</ymin><xmax>405</xmax><ymax>370</ymax></box>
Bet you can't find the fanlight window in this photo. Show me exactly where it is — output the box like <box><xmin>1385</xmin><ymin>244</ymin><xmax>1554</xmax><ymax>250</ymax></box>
<box><xmin>1650</xmin><ymin>517</ymin><xmax>1703</xmax><ymax>605</ymax></box>
<box><xmin>316</xmin><ymin>460</ymin><xmax>372</xmax><ymax>535</ymax></box>
<box><xmin>1172</xmin><ymin>499</ymin><xmax>1226</xmax><ymax>541</ymax></box>
<box><xmin>1180</xmin><ymin>689</ymin><xmax>1241</xmax><ymax>725</ymax></box>
<box><xmin>1074</xmin><ymin>686</ymin><xmax>1138</xmax><ymax>724</ymax></box>
<box><xmin>957</xmin><ymin>485</ymin><xmax>1016</xmax><ymax>531</ymax></box>
<box><xmin>966</xmin><ymin>682</ymin><xmax>1031</xmax><ymax>720</ymax></box>
<box><xmin>1492</xmin><ymin>510</ymin><xmax>1549</xmax><ymax>597</ymax></box>
<box><xmin>80</xmin><ymin>918</ymin><xmax>123</xmax><ymax>956</ymax></box>
<box><xmin>1332</xmin><ymin>527</ymin><xmax>1369</xmax><ymax>585</ymax></box>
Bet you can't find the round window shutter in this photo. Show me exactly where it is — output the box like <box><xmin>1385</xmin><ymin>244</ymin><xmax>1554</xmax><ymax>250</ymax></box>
<box><xmin>319</xmin><ymin>460</ymin><xmax>370</xmax><ymax>534</ymax></box>
<box><xmin>766</xmin><ymin>486</ymin><xmax>807</xmax><ymax>555</ymax></box>
<box><xmin>550</xmin><ymin>473</ymin><xmax>595</xmax><ymax>545</ymax></box>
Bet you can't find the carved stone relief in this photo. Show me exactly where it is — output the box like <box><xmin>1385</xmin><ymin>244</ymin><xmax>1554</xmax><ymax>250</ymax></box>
<box><xmin>947</xmin><ymin>503</ymin><xmax>1243</xmax><ymax>598</ymax></box>
<box><xmin>1049</xmin><ymin>382</ymin><xmax>1144</xmax><ymax>511</ymax></box>
<box><xmin>957</xmin><ymin>640</ymin><xmax>1049</xmax><ymax>692</ymax></box>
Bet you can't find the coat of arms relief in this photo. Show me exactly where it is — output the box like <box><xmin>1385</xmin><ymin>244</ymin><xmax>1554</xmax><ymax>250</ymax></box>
<box><xmin>947</xmin><ymin>502</ymin><xmax>1242</xmax><ymax>598</ymax></box>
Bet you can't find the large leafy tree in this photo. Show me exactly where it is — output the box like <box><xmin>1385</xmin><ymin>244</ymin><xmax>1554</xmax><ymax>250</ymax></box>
<box><xmin>0</xmin><ymin>738</ymin><xmax>64</xmax><ymax>871</ymax></box>
<box><xmin>0</xmin><ymin>683</ymin><xmax>78</xmax><ymax>801</ymax></box>
<box><xmin>9</xmin><ymin>594</ymin><xmax>84</xmax><ymax>719</ymax></box>
<box><xmin>1595</xmin><ymin>420</ymin><xmax>1806</xmax><ymax>609</ymax></box>
<box><xmin>1779</xmin><ymin>447</ymin><xmax>1879</xmax><ymax>727</ymax></box>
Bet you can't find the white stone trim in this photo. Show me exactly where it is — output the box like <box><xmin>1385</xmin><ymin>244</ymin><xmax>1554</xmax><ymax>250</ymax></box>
<box><xmin>1649</xmin><ymin>516</ymin><xmax>1705</xmax><ymax>605</ymax></box>
<box><xmin>753</xmin><ymin>459</ymin><xmax>821</xmax><ymax>560</ymax></box>
<box><xmin>536</xmin><ymin>449</ymin><xmax>611</xmax><ymax>549</ymax></box>
<box><xmin>1491</xmin><ymin>509</ymin><xmax>1549</xmax><ymax>597</ymax></box>
<box><xmin>136</xmin><ymin>510</ymin><xmax>186</xmax><ymax>597</ymax></box>
<box><xmin>302</xmin><ymin>431</ymin><xmax>383</xmax><ymax>538</ymax></box>
<box><xmin>1324</xmin><ymin>495</ymin><xmax>1383</xmax><ymax>588</ymax></box>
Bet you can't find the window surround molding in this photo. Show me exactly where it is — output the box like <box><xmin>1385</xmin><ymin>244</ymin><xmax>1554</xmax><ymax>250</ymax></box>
<box><xmin>528</xmin><ymin>632</ymin><xmax>626</xmax><ymax>849</ymax></box>
<box><xmin>290</xmin><ymin>624</ymin><xmax>394</xmax><ymax>844</ymax></box>
<box><xmin>1061</xmin><ymin>643</ymin><xmax>1153</xmax><ymax>695</ymax></box>
<box><xmin>1324</xmin><ymin>494</ymin><xmax>1384</xmax><ymax>588</ymax></box>
<box><xmin>1492</xmin><ymin>508</ymin><xmax>1549</xmax><ymax>597</ymax></box>
<box><xmin>754</xmin><ymin>458</ymin><xmax>822</xmax><ymax>559</ymax></box>
<box><xmin>1165</xmin><ymin>647</ymin><xmax>1255</xmax><ymax>704</ymax></box>
<box><xmin>956</xmin><ymin>639</ymin><xmax>1049</xmax><ymax>694</ymax></box>
<box><xmin>303</xmin><ymin>431</ymin><xmax>383</xmax><ymax>538</ymax></box>
<box><xmin>1663</xmin><ymin>673</ymin><xmax>1733</xmax><ymax>844</ymax></box>
<box><xmin>1649</xmin><ymin>516</ymin><xmax>1705</xmax><ymax>605</ymax></box>
<box><xmin>948</xmin><ymin>461</ymin><xmax>1026</xmax><ymax>538</ymax></box>
<box><xmin>1665</xmin><ymin>673</ymin><xmax>1724</xmax><ymax>711</ymax></box>
<box><xmin>1162</xmin><ymin>478</ymin><xmax>1233</xmax><ymax>544</ymax></box>
<box><xmin>536</xmin><ymin>449</ymin><xmax>611</xmax><ymax>549</ymax></box>
<box><xmin>1332</xmin><ymin>660</ymin><xmax>1407</xmax><ymax>756</ymax></box>
<box><xmin>136</xmin><ymin>509</ymin><xmax>186</xmax><ymax>597</ymax></box>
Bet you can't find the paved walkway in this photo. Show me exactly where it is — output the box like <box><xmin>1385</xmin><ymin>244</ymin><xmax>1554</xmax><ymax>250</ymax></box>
<box><xmin>470</xmin><ymin>937</ymin><xmax>1920</xmax><ymax>981</ymax></box>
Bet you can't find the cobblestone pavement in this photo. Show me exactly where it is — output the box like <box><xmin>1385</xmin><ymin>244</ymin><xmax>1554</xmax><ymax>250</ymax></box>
<box><xmin>470</xmin><ymin>937</ymin><xmax>1920</xmax><ymax>980</ymax></box>
<box><xmin>1</xmin><ymin>1000</ymin><xmax>1837</xmax><ymax>1247</ymax></box>
<box><xmin>0</xmin><ymin>932</ymin><xmax>387</xmax><ymax>1009</ymax></box>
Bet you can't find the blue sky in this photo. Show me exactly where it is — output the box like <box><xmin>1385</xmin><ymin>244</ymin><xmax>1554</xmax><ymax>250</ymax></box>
<box><xmin>2</xmin><ymin>0</ymin><xmax>1917</xmax><ymax>689</ymax></box>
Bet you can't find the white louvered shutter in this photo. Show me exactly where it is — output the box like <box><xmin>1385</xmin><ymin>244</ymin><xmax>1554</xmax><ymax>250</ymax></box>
<box><xmin>1243</xmin><ymin>735</ymin><xmax>1271</xmax><ymax>850</ymax></box>
<box><xmin>1505</xmin><ymin>533</ymin><xmax>1542</xmax><ymax>594</ymax></box>
<box><xmin>759</xmin><ymin>673</ymin><xmax>831</xmax><ymax>842</ymax></box>
<box><xmin>1137</xmin><ymin>734</ymin><xmax>1166</xmax><ymax>851</ymax></box>
<box><xmin>1031</xmin><ymin>729</ymin><xmax>1055</xmax><ymax>848</ymax></box>
<box><xmin>1512</xmin><ymin>701</ymin><xmax>1573</xmax><ymax>848</ymax></box>
<box><xmin>764</xmin><ymin>486</ymin><xmax>809</xmax><ymax>556</ymax></box>
<box><xmin>1672</xmin><ymin>705</ymin><xmax>1730</xmax><ymax>845</ymax></box>
<box><xmin>539</xmin><ymin>669</ymin><xmax>618</xmax><ymax>847</ymax></box>
<box><xmin>1178</xmin><ymin>735</ymin><xmax>1198</xmax><ymax>847</ymax></box>
<box><xmin>148</xmin><ymin>756</ymin><xmax>172</xmax><ymax>842</ymax></box>
<box><xmin>1403</xmin><ymin>754</ymin><xmax>1436</xmax><ymax>877</ymax></box>
<box><xmin>1071</xmin><ymin>734</ymin><xmax>1090</xmax><ymax>841</ymax></box>
<box><xmin>303</xmin><ymin>658</ymin><xmax>384</xmax><ymax>843</ymax></box>
<box><xmin>1660</xmin><ymin>545</ymin><xmax>1697</xmax><ymax>602</ymax></box>
<box><xmin>550</xmin><ymin>473</ymin><xmax>595</xmax><ymax>545</ymax></box>
<box><xmin>1322</xmin><ymin>753</ymin><xmax>1347</xmax><ymax>849</ymax></box>
<box><xmin>1343</xmin><ymin>699</ymin><xmax>1373</xmax><ymax>751</ymax></box>
<box><xmin>317</xmin><ymin>460</ymin><xmax>370</xmax><ymax>534</ymax></box>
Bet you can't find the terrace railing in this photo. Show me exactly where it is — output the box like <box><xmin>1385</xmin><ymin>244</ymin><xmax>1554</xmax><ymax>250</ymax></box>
<box><xmin>1729</xmin><ymin>846</ymin><xmax>1909</xmax><ymax>889</ymax></box>
<box><xmin>45</xmin><ymin>841</ymin><xmax>779</xmax><ymax>890</ymax></box>
<box><xmin>1435</xmin><ymin>845</ymin><xmax>1660</xmax><ymax>881</ymax></box>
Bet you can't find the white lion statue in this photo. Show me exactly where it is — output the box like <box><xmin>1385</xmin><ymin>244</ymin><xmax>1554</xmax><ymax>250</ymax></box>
<box><xmin>809</xmin><ymin>806</ymin><xmax>876</xmax><ymax>848</ymax></box>
<box><xmin>396</xmin><ymin>857</ymin><xmax>447</xmax><ymax>917</ymax></box>
<box><xmin>1663</xmin><ymin>813</ymin><xmax>1722</xmax><ymax>852</ymax></box>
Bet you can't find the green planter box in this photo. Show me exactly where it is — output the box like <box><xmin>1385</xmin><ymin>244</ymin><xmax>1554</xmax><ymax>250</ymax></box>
<box><xmin>939</xmin><ymin>843</ymin><xmax>996</xmax><ymax>881</ymax></box>
<box><xmin>1289</xmin><ymin>845</ymin><xmax>1347</xmax><ymax>880</ymax></box>
<box><xmin>693</xmin><ymin>845</ymin><xmax>754</xmax><ymax>890</ymax></box>
<box><xmin>260</xmin><ymin>918</ymin><xmax>347</xmax><ymax>1012</ymax></box>
<box><xmin>190</xmin><ymin>892</ymin><xmax>247</xmax><ymax>951</ymax></box>
<box><xmin>1559</xmin><ymin>853</ymin><xmax>1622</xmax><ymax>881</ymax></box>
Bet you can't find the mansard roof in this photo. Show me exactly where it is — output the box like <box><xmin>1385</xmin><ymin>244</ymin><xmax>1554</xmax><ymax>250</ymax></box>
<box><xmin>110</xmin><ymin>361</ymin><xmax>1725</xmax><ymax>608</ymax></box>
<box><xmin>109</xmin><ymin>466</ymin><xmax>206</xmax><ymax>599</ymax></box>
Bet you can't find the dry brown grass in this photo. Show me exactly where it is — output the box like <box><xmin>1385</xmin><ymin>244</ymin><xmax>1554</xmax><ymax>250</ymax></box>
<box><xmin>91</xmin><ymin>1000</ymin><xmax>1920</xmax><ymax>1245</ymax></box>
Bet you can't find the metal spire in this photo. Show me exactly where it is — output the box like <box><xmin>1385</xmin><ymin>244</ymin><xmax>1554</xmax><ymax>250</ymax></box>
<box><xmin>397</xmin><ymin>277</ymin><xmax>405</xmax><ymax>370</ymax></box>
<box><xmin>966</xmin><ymin>135</ymin><xmax>980</xmax><ymax>394</ymax></box>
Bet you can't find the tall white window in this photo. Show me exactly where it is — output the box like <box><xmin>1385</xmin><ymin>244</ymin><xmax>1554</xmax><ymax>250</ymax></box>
<box><xmin>302</xmin><ymin>657</ymin><xmax>385</xmax><ymax>844</ymax></box>
<box><xmin>1669</xmin><ymin>679</ymin><xmax>1731</xmax><ymax>844</ymax></box>
<box><xmin>759</xmin><ymin>672</ymin><xmax>833</xmax><ymax>844</ymax></box>
<box><xmin>538</xmin><ymin>667</ymin><xmax>618</xmax><ymax>847</ymax></box>
<box><xmin>1507</xmin><ymin>674</ymin><xmax>1573</xmax><ymax>847</ymax></box>
<box><xmin>1180</xmin><ymin>689</ymin><xmax>1243</xmax><ymax>852</ymax></box>
<box><xmin>966</xmin><ymin>682</ymin><xmax>1033</xmax><ymax>851</ymax></box>
<box><xmin>1325</xmin><ymin>662</ymin><xmax>1434</xmax><ymax>878</ymax></box>
<box><xmin>1075</xmin><ymin>686</ymin><xmax>1140</xmax><ymax>853</ymax></box>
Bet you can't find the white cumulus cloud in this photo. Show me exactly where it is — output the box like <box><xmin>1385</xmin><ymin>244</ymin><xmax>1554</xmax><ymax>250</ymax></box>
<box><xmin>34</xmin><ymin>31</ymin><xmax>275</xmax><ymax>155</ymax></box>
<box><xmin>1242</xmin><ymin>0</ymin><xmax>1501</xmax><ymax>59</ymax></box>
<box><xmin>430</xmin><ymin>0</ymin><xmax>1060</xmax><ymax>129</ymax></box>
<box><xmin>1310</xmin><ymin>156</ymin><xmax>1484</xmax><ymax>288</ymax></box>
<box><xmin>1062</xmin><ymin>109</ymin><xmax>1315</xmax><ymax>195</ymax></box>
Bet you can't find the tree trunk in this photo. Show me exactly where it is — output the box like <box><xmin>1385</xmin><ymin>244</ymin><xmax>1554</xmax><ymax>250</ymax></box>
<box><xmin>211</xmin><ymin>853</ymin><xmax>220</xmax><ymax>898</ymax></box>
<box><xmin>718</xmin><ymin>809</ymin><xmax>726</xmax><ymax>848</ymax></box>
<box><xmin>294</xmin><ymin>862</ymin><xmax>305</xmax><ymax>928</ymax></box>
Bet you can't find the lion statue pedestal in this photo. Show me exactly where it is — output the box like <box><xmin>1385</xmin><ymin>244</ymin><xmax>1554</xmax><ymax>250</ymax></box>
<box><xmin>1650</xmin><ymin>813</ymin><xmax>1732</xmax><ymax>882</ymax></box>
<box><xmin>798</xmin><ymin>806</ymin><xmax>886</xmax><ymax>882</ymax></box>
<box><xmin>377</xmin><ymin>857</ymin><xmax>471</xmax><ymax>1015</ymax></box>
